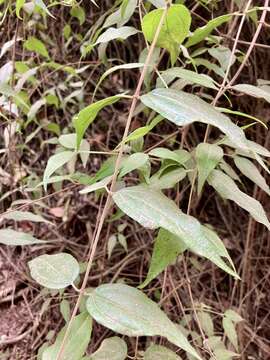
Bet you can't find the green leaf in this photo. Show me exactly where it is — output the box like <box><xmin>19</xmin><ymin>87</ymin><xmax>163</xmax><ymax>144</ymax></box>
<box><xmin>232</xmin><ymin>83</ymin><xmax>270</xmax><ymax>103</ymax></box>
<box><xmin>149</xmin><ymin>168</ymin><xmax>186</xmax><ymax>190</ymax></box>
<box><xmin>28</xmin><ymin>253</ymin><xmax>80</xmax><ymax>289</ymax></box>
<box><xmin>94</xmin><ymin>63</ymin><xmax>144</xmax><ymax>98</ymax></box>
<box><xmin>196</xmin><ymin>143</ymin><xmax>223</xmax><ymax>194</ymax></box>
<box><xmin>16</xmin><ymin>0</ymin><xmax>25</xmax><ymax>18</ymax></box>
<box><xmin>157</xmin><ymin>68</ymin><xmax>218</xmax><ymax>89</ymax></box>
<box><xmin>142</xmin><ymin>5</ymin><xmax>191</xmax><ymax>64</ymax></box>
<box><xmin>60</xmin><ymin>299</ymin><xmax>71</xmax><ymax>323</ymax></box>
<box><xmin>216</xmin><ymin>107</ymin><xmax>267</xmax><ymax>129</ymax></box>
<box><xmin>234</xmin><ymin>156</ymin><xmax>270</xmax><ymax>195</ymax></box>
<box><xmin>224</xmin><ymin>309</ymin><xmax>243</xmax><ymax>323</ymax></box>
<box><xmin>86</xmin><ymin>283</ymin><xmax>201</xmax><ymax>360</ymax></box>
<box><xmin>144</xmin><ymin>344</ymin><xmax>181</xmax><ymax>359</ymax></box>
<box><xmin>209</xmin><ymin>46</ymin><xmax>236</xmax><ymax>72</ymax></box>
<box><xmin>185</xmin><ymin>14</ymin><xmax>232</xmax><ymax>47</ymax></box>
<box><xmin>42</xmin><ymin>312</ymin><xmax>92</xmax><ymax>360</ymax></box>
<box><xmin>220</xmin><ymin>137</ymin><xmax>270</xmax><ymax>158</ymax></box>
<box><xmin>197</xmin><ymin>311</ymin><xmax>214</xmax><ymax>338</ymax></box>
<box><xmin>149</xmin><ymin>147</ymin><xmax>190</xmax><ymax>165</ymax></box>
<box><xmin>89</xmin><ymin>337</ymin><xmax>127</xmax><ymax>360</ymax></box>
<box><xmin>43</xmin><ymin>151</ymin><xmax>75</xmax><ymax>190</ymax></box>
<box><xmin>208</xmin><ymin>170</ymin><xmax>270</xmax><ymax>230</ymax></box>
<box><xmin>2</xmin><ymin>210</ymin><xmax>51</xmax><ymax>224</ymax></box>
<box><xmin>147</xmin><ymin>0</ymin><xmax>166</xmax><ymax>8</ymax></box>
<box><xmin>95</xmin><ymin>26</ymin><xmax>138</xmax><ymax>45</ymax></box>
<box><xmin>119</xmin><ymin>153</ymin><xmax>149</xmax><ymax>177</ymax></box>
<box><xmin>140</xmin><ymin>228</ymin><xmax>186</xmax><ymax>288</ymax></box>
<box><xmin>70</xmin><ymin>5</ymin><xmax>85</xmax><ymax>25</ymax></box>
<box><xmin>0</xmin><ymin>229</ymin><xmax>44</xmax><ymax>246</ymax></box>
<box><xmin>79</xmin><ymin>176</ymin><xmax>112</xmax><ymax>194</ymax></box>
<box><xmin>141</xmin><ymin>88</ymin><xmax>249</xmax><ymax>151</ymax></box>
<box><xmin>104</xmin><ymin>0</ymin><xmax>137</xmax><ymax>27</ymax></box>
<box><xmin>73</xmin><ymin>95</ymin><xmax>121</xmax><ymax>148</ymax></box>
<box><xmin>113</xmin><ymin>185</ymin><xmax>238</xmax><ymax>277</ymax></box>
<box><xmin>123</xmin><ymin>115</ymin><xmax>164</xmax><ymax>144</ymax></box>
<box><xmin>222</xmin><ymin>317</ymin><xmax>238</xmax><ymax>351</ymax></box>
<box><xmin>24</xmin><ymin>37</ymin><xmax>49</xmax><ymax>58</ymax></box>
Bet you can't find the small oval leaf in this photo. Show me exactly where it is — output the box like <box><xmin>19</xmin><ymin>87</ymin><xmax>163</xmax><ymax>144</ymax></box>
<box><xmin>28</xmin><ymin>253</ymin><xmax>80</xmax><ymax>289</ymax></box>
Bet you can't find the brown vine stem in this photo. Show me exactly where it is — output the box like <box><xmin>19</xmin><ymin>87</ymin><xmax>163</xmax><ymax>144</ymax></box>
<box><xmin>55</xmin><ymin>5</ymin><xmax>169</xmax><ymax>360</ymax></box>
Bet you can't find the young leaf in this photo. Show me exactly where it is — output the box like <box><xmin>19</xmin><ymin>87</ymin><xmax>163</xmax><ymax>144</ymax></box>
<box><xmin>142</xmin><ymin>5</ymin><xmax>191</xmax><ymax>64</ymax></box>
<box><xmin>0</xmin><ymin>229</ymin><xmax>44</xmax><ymax>246</ymax></box>
<box><xmin>157</xmin><ymin>67</ymin><xmax>218</xmax><ymax>89</ymax></box>
<box><xmin>43</xmin><ymin>151</ymin><xmax>75</xmax><ymax>190</ymax></box>
<box><xmin>113</xmin><ymin>185</ymin><xmax>238</xmax><ymax>277</ymax></box>
<box><xmin>95</xmin><ymin>27</ymin><xmax>138</xmax><ymax>45</ymax></box>
<box><xmin>24</xmin><ymin>37</ymin><xmax>49</xmax><ymax>58</ymax></box>
<box><xmin>42</xmin><ymin>312</ymin><xmax>92</xmax><ymax>360</ymax></box>
<box><xmin>16</xmin><ymin>0</ymin><xmax>25</xmax><ymax>18</ymax></box>
<box><xmin>208</xmin><ymin>170</ymin><xmax>270</xmax><ymax>230</ymax></box>
<box><xmin>195</xmin><ymin>143</ymin><xmax>223</xmax><ymax>194</ymax></box>
<box><xmin>70</xmin><ymin>5</ymin><xmax>85</xmax><ymax>25</ymax></box>
<box><xmin>234</xmin><ymin>156</ymin><xmax>270</xmax><ymax>195</ymax></box>
<box><xmin>144</xmin><ymin>345</ymin><xmax>181</xmax><ymax>359</ymax></box>
<box><xmin>232</xmin><ymin>84</ymin><xmax>270</xmax><ymax>104</ymax></box>
<box><xmin>28</xmin><ymin>253</ymin><xmax>80</xmax><ymax>289</ymax></box>
<box><xmin>2</xmin><ymin>210</ymin><xmax>51</xmax><ymax>224</ymax></box>
<box><xmin>123</xmin><ymin>115</ymin><xmax>164</xmax><ymax>144</ymax></box>
<box><xmin>141</xmin><ymin>89</ymin><xmax>249</xmax><ymax>151</ymax></box>
<box><xmin>86</xmin><ymin>283</ymin><xmax>201</xmax><ymax>360</ymax></box>
<box><xmin>119</xmin><ymin>153</ymin><xmax>149</xmax><ymax>177</ymax></box>
<box><xmin>60</xmin><ymin>299</ymin><xmax>71</xmax><ymax>323</ymax></box>
<box><xmin>89</xmin><ymin>337</ymin><xmax>127</xmax><ymax>360</ymax></box>
<box><xmin>185</xmin><ymin>14</ymin><xmax>232</xmax><ymax>47</ymax></box>
<box><xmin>140</xmin><ymin>228</ymin><xmax>186</xmax><ymax>288</ymax></box>
<box><xmin>73</xmin><ymin>95</ymin><xmax>121</xmax><ymax>148</ymax></box>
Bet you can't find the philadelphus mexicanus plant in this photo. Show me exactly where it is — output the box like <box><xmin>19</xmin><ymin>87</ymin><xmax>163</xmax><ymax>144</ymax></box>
<box><xmin>1</xmin><ymin>0</ymin><xmax>269</xmax><ymax>359</ymax></box>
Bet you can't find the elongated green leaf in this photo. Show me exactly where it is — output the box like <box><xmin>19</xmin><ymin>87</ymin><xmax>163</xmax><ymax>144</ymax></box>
<box><xmin>144</xmin><ymin>345</ymin><xmax>181</xmax><ymax>359</ymax></box>
<box><xmin>157</xmin><ymin>68</ymin><xmax>217</xmax><ymax>89</ymax></box>
<box><xmin>24</xmin><ymin>37</ymin><xmax>49</xmax><ymax>58</ymax></box>
<box><xmin>119</xmin><ymin>153</ymin><xmax>149</xmax><ymax>177</ymax></box>
<box><xmin>232</xmin><ymin>84</ymin><xmax>270</xmax><ymax>103</ymax></box>
<box><xmin>219</xmin><ymin>161</ymin><xmax>241</xmax><ymax>182</ymax></box>
<box><xmin>28</xmin><ymin>253</ymin><xmax>80</xmax><ymax>289</ymax></box>
<box><xmin>95</xmin><ymin>27</ymin><xmax>138</xmax><ymax>45</ymax></box>
<box><xmin>148</xmin><ymin>0</ymin><xmax>166</xmax><ymax>8</ymax></box>
<box><xmin>43</xmin><ymin>151</ymin><xmax>75</xmax><ymax>190</ymax></box>
<box><xmin>208</xmin><ymin>170</ymin><xmax>270</xmax><ymax>230</ymax></box>
<box><xmin>79</xmin><ymin>176</ymin><xmax>112</xmax><ymax>194</ymax></box>
<box><xmin>94</xmin><ymin>63</ymin><xmax>144</xmax><ymax>97</ymax></box>
<box><xmin>104</xmin><ymin>0</ymin><xmax>137</xmax><ymax>27</ymax></box>
<box><xmin>197</xmin><ymin>311</ymin><xmax>214</xmax><ymax>338</ymax></box>
<box><xmin>196</xmin><ymin>143</ymin><xmax>223</xmax><ymax>194</ymax></box>
<box><xmin>141</xmin><ymin>89</ymin><xmax>249</xmax><ymax>151</ymax></box>
<box><xmin>222</xmin><ymin>317</ymin><xmax>238</xmax><ymax>351</ymax></box>
<box><xmin>140</xmin><ymin>228</ymin><xmax>186</xmax><ymax>288</ymax></box>
<box><xmin>73</xmin><ymin>95</ymin><xmax>121</xmax><ymax>148</ymax></box>
<box><xmin>86</xmin><ymin>283</ymin><xmax>201</xmax><ymax>360</ymax></box>
<box><xmin>16</xmin><ymin>0</ymin><xmax>25</xmax><ymax>19</ymax></box>
<box><xmin>42</xmin><ymin>312</ymin><xmax>92</xmax><ymax>360</ymax></box>
<box><xmin>216</xmin><ymin>107</ymin><xmax>267</xmax><ymax>128</ymax></box>
<box><xmin>234</xmin><ymin>156</ymin><xmax>270</xmax><ymax>195</ymax></box>
<box><xmin>0</xmin><ymin>229</ymin><xmax>44</xmax><ymax>246</ymax></box>
<box><xmin>123</xmin><ymin>115</ymin><xmax>164</xmax><ymax>144</ymax></box>
<box><xmin>185</xmin><ymin>14</ymin><xmax>232</xmax><ymax>47</ymax></box>
<box><xmin>224</xmin><ymin>309</ymin><xmax>243</xmax><ymax>323</ymax></box>
<box><xmin>89</xmin><ymin>337</ymin><xmax>127</xmax><ymax>360</ymax></box>
<box><xmin>113</xmin><ymin>185</ymin><xmax>237</xmax><ymax>277</ymax></box>
<box><xmin>2</xmin><ymin>210</ymin><xmax>51</xmax><ymax>224</ymax></box>
<box><xmin>142</xmin><ymin>5</ymin><xmax>191</xmax><ymax>64</ymax></box>
<box><xmin>149</xmin><ymin>147</ymin><xmax>190</xmax><ymax>164</ymax></box>
<box><xmin>220</xmin><ymin>137</ymin><xmax>270</xmax><ymax>158</ymax></box>
<box><xmin>149</xmin><ymin>168</ymin><xmax>186</xmax><ymax>190</ymax></box>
